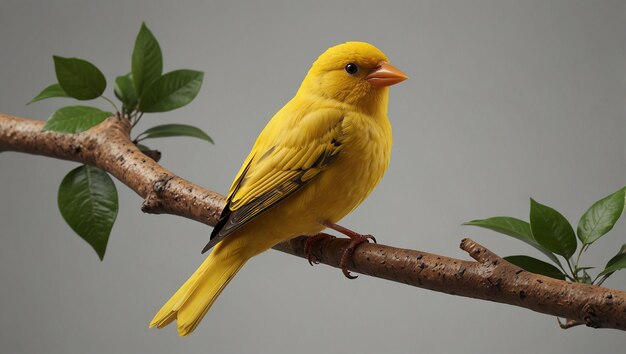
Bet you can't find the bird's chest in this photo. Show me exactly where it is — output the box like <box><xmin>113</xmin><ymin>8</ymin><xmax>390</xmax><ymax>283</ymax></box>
<box><xmin>307</xmin><ymin>118</ymin><xmax>392</xmax><ymax>222</ymax></box>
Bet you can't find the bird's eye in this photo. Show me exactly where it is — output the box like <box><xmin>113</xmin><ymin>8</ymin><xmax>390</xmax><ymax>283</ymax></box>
<box><xmin>344</xmin><ymin>63</ymin><xmax>359</xmax><ymax>74</ymax></box>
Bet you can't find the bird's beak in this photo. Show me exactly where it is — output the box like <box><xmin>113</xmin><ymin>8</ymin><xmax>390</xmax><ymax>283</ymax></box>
<box><xmin>366</xmin><ymin>61</ymin><xmax>408</xmax><ymax>88</ymax></box>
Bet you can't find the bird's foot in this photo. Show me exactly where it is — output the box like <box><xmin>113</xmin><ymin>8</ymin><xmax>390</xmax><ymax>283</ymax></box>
<box><xmin>321</xmin><ymin>221</ymin><xmax>377</xmax><ymax>279</ymax></box>
<box><xmin>338</xmin><ymin>234</ymin><xmax>373</xmax><ymax>279</ymax></box>
<box><xmin>304</xmin><ymin>233</ymin><xmax>336</xmax><ymax>266</ymax></box>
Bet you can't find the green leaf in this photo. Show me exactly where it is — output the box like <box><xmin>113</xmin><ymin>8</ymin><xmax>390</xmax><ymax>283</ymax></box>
<box><xmin>43</xmin><ymin>106</ymin><xmax>112</xmax><ymax>133</ymax></box>
<box><xmin>504</xmin><ymin>255</ymin><xmax>566</xmax><ymax>280</ymax></box>
<box><xmin>577</xmin><ymin>187</ymin><xmax>625</xmax><ymax>245</ymax></box>
<box><xmin>58</xmin><ymin>165</ymin><xmax>118</xmax><ymax>260</ymax></box>
<box><xmin>599</xmin><ymin>244</ymin><xmax>626</xmax><ymax>276</ymax></box>
<box><xmin>136</xmin><ymin>124</ymin><xmax>213</xmax><ymax>143</ymax></box>
<box><xmin>575</xmin><ymin>266</ymin><xmax>595</xmax><ymax>272</ymax></box>
<box><xmin>53</xmin><ymin>56</ymin><xmax>106</xmax><ymax>100</ymax></box>
<box><xmin>139</xmin><ymin>70</ymin><xmax>203</xmax><ymax>112</ymax></box>
<box><xmin>132</xmin><ymin>22</ymin><xmax>163</xmax><ymax>96</ymax></box>
<box><xmin>529</xmin><ymin>198</ymin><xmax>577</xmax><ymax>259</ymax></box>
<box><xmin>114</xmin><ymin>73</ymin><xmax>138</xmax><ymax>114</ymax></box>
<box><xmin>463</xmin><ymin>217</ymin><xmax>561</xmax><ymax>265</ymax></box>
<box><xmin>28</xmin><ymin>83</ymin><xmax>69</xmax><ymax>104</ymax></box>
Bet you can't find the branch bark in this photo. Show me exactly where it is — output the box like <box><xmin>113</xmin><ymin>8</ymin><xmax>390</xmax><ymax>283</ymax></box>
<box><xmin>1</xmin><ymin>112</ymin><xmax>625</xmax><ymax>331</ymax></box>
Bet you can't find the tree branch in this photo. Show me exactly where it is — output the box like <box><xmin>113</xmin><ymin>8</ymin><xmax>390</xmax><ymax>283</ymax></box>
<box><xmin>1</xmin><ymin>112</ymin><xmax>625</xmax><ymax>331</ymax></box>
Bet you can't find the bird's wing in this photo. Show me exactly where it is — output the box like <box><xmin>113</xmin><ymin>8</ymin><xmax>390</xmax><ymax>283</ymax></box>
<box><xmin>202</xmin><ymin>108</ymin><xmax>344</xmax><ymax>253</ymax></box>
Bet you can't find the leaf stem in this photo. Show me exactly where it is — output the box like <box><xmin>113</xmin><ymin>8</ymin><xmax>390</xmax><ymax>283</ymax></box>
<box><xmin>131</xmin><ymin>112</ymin><xmax>144</xmax><ymax>129</ymax></box>
<box><xmin>566</xmin><ymin>258</ymin><xmax>578</xmax><ymax>282</ymax></box>
<box><xmin>564</xmin><ymin>274</ymin><xmax>577</xmax><ymax>282</ymax></box>
<box><xmin>554</xmin><ymin>262</ymin><xmax>574</xmax><ymax>281</ymax></box>
<box><xmin>574</xmin><ymin>245</ymin><xmax>586</xmax><ymax>269</ymax></box>
<box><xmin>101</xmin><ymin>95</ymin><xmax>120</xmax><ymax>113</ymax></box>
<box><xmin>595</xmin><ymin>274</ymin><xmax>609</xmax><ymax>286</ymax></box>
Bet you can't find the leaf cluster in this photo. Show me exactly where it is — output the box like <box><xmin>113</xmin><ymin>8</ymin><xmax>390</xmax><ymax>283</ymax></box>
<box><xmin>29</xmin><ymin>23</ymin><xmax>212</xmax><ymax>259</ymax></box>
<box><xmin>465</xmin><ymin>187</ymin><xmax>626</xmax><ymax>286</ymax></box>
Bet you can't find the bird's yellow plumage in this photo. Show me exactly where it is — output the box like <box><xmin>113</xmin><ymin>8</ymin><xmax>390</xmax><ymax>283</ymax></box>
<box><xmin>150</xmin><ymin>41</ymin><xmax>407</xmax><ymax>336</ymax></box>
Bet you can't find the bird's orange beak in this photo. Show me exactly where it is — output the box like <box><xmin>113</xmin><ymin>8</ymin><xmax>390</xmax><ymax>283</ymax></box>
<box><xmin>366</xmin><ymin>61</ymin><xmax>408</xmax><ymax>88</ymax></box>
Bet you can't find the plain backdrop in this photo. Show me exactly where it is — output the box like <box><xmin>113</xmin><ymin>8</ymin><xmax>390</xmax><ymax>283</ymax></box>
<box><xmin>1</xmin><ymin>1</ymin><xmax>625</xmax><ymax>353</ymax></box>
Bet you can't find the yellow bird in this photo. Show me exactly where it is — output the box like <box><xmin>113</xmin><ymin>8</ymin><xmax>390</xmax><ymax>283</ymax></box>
<box><xmin>150</xmin><ymin>41</ymin><xmax>407</xmax><ymax>336</ymax></box>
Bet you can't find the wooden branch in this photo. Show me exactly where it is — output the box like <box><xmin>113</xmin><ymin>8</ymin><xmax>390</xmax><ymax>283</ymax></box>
<box><xmin>1</xmin><ymin>112</ymin><xmax>625</xmax><ymax>331</ymax></box>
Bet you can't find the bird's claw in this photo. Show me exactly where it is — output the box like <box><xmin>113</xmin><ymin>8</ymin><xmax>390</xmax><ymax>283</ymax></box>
<box><xmin>343</xmin><ymin>268</ymin><xmax>359</xmax><ymax>279</ymax></box>
<box><xmin>304</xmin><ymin>233</ymin><xmax>335</xmax><ymax>266</ymax></box>
<box><xmin>339</xmin><ymin>234</ymin><xmax>374</xmax><ymax>279</ymax></box>
<box><xmin>364</xmin><ymin>234</ymin><xmax>377</xmax><ymax>244</ymax></box>
<box><xmin>306</xmin><ymin>226</ymin><xmax>376</xmax><ymax>279</ymax></box>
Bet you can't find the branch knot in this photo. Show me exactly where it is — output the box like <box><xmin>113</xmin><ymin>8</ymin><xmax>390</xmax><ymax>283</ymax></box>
<box><xmin>141</xmin><ymin>175</ymin><xmax>175</xmax><ymax>214</ymax></box>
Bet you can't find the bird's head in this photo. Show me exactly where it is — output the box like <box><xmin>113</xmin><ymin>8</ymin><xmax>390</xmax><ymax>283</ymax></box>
<box><xmin>299</xmin><ymin>42</ymin><xmax>407</xmax><ymax>112</ymax></box>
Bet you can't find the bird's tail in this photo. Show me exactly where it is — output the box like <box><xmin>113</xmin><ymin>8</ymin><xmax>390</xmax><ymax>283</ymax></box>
<box><xmin>149</xmin><ymin>241</ymin><xmax>249</xmax><ymax>336</ymax></box>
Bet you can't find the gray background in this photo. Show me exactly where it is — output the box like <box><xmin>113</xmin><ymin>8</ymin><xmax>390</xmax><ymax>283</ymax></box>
<box><xmin>1</xmin><ymin>0</ymin><xmax>625</xmax><ymax>353</ymax></box>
